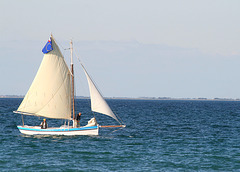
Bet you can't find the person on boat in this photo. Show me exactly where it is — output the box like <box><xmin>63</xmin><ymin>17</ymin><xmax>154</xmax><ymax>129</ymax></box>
<box><xmin>76</xmin><ymin>112</ymin><xmax>81</xmax><ymax>127</ymax></box>
<box><xmin>40</xmin><ymin>119</ymin><xmax>48</xmax><ymax>129</ymax></box>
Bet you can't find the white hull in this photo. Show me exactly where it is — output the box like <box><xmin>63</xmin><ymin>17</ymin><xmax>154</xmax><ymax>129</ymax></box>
<box><xmin>17</xmin><ymin>125</ymin><xmax>99</xmax><ymax>136</ymax></box>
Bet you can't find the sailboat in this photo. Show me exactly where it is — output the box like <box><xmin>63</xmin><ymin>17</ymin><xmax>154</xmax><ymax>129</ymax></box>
<box><xmin>13</xmin><ymin>35</ymin><xmax>125</xmax><ymax>135</ymax></box>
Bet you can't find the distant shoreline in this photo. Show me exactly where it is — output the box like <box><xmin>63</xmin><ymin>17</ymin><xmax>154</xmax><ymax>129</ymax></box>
<box><xmin>1</xmin><ymin>95</ymin><xmax>240</xmax><ymax>101</ymax></box>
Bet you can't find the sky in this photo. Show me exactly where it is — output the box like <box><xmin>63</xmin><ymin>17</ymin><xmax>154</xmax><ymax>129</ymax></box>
<box><xmin>1</xmin><ymin>0</ymin><xmax>240</xmax><ymax>99</ymax></box>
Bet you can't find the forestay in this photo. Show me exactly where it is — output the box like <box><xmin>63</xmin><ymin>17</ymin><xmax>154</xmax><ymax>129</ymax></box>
<box><xmin>16</xmin><ymin>36</ymin><xmax>72</xmax><ymax>119</ymax></box>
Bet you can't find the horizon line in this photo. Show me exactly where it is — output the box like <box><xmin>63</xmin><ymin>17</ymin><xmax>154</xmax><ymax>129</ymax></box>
<box><xmin>1</xmin><ymin>95</ymin><xmax>240</xmax><ymax>101</ymax></box>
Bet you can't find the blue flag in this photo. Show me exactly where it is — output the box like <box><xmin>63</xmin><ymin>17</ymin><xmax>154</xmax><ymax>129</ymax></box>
<box><xmin>42</xmin><ymin>38</ymin><xmax>53</xmax><ymax>54</ymax></box>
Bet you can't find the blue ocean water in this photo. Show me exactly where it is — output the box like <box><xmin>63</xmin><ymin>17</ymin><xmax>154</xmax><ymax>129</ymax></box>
<box><xmin>0</xmin><ymin>98</ymin><xmax>240</xmax><ymax>171</ymax></box>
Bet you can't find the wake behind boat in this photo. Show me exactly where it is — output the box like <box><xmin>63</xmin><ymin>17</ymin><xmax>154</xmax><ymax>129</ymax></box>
<box><xmin>14</xmin><ymin>35</ymin><xmax>125</xmax><ymax>136</ymax></box>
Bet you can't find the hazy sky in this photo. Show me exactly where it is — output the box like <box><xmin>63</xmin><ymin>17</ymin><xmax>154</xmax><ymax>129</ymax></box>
<box><xmin>1</xmin><ymin>0</ymin><xmax>240</xmax><ymax>98</ymax></box>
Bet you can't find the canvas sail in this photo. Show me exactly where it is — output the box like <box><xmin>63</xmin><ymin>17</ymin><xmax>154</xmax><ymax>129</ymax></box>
<box><xmin>82</xmin><ymin>65</ymin><xmax>120</xmax><ymax>123</ymax></box>
<box><xmin>16</xmin><ymin>36</ymin><xmax>72</xmax><ymax>119</ymax></box>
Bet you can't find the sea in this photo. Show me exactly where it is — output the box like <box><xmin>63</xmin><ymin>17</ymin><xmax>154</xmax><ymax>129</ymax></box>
<box><xmin>0</xmin><ymin>98</ymin><xmax>240</xmax><ymax>171</ymax></box>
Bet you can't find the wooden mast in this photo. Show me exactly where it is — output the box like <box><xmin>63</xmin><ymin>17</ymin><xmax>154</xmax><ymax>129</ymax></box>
<box><xmin>70</xmin><ymin>40</ymin><xmax>75</xmax><ymax>120</ymax></box>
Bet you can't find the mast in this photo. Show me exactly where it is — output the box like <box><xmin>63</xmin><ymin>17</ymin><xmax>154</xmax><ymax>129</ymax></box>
<box><xmin>70</xmin><ymin>40</ymin><xmax>75</xmax><ymax>120</ymax></box>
